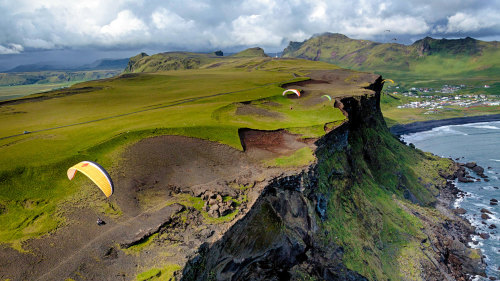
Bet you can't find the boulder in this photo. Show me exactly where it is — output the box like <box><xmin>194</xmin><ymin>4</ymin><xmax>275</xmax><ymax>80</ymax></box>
<box><xmin>202</xmin><ymin>192</ymin><xmax>210</xmax><ymax>200</ymax></box>
<box><xmin>472</xmin><ymin>165</ymin><xmax>484</xmax><ymax>175</ymax></box>
<box><xmin>481</xmin><ymin>213</ymin><xmax>491</xmax><ymax>220</ymax></box>
<box><xmin>480</xmin><ymin>208</ymin><xmax>493</xmax><ymax>214</ymax></box>
<box><xmin>489</xmin><ymin>224</ymin><xmax>496</xmax><ymax>229</ymax></box>
<box><xmin>199</xmin><ymin>228</ymin><xmax>214</xmax><ymax>239</ymax></box>
<box><xmin>465</xmin><ymin>162</ymin><xmax>477</xmax><ymax>169</ymax></box>
<box><xmin>458</xmin><ymin>176</ymin><xmax>474</xmax><ymax>183</ymax></box>
<box><xmin>208</xmin><ymin>209</ymin><xmax>220</xmax><ymax>218</ymax></box>
<box><xmin>454</xmin><ymin>208</ymin><xmax>467</xmax><ymax>215</ymax></box>
<box><xmin>479</xmin><ymin>233</ymin><xmax>490</xmax><ymax>239</ymax></box>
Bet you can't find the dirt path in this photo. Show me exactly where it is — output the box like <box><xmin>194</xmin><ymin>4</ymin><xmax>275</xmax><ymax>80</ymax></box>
<box><xmin>36</xmin><ymin>204</ymin><xmax>184</xmax><ymax>281</ymax></box>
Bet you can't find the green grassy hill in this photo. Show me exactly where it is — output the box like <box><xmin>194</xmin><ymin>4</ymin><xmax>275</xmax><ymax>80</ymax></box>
<box><xmin>0</xmin><ymin>70</ymin><xmax>124</xmax><ymax>101</ymax></box>
<box><xmin>0</xmin><ymin>56</ymin><xmax>348</xmax><ymax>249</ymax></box>
<box><xmin>231</xmin><ymin>47</ymin><xmax>268</xmax><ymax>58</ymax></box>
<box><xmin>282</xmin><ymin>33</ymin><xmax>500</xmax><ymax>78</ymax></box>
<box><xmin>124</xmin><ymin>52</ymin><xmax>218</xmax><ymax>73</ymax></box>
<box><xmin>124</xmin><ymin>48</ymin><xmax>270</xmax><ymax>73</ymax></box>
<box><xmin>0</xmin><ymin>70</ymin><xmax>122</xmax><ymax>87</ymax></box>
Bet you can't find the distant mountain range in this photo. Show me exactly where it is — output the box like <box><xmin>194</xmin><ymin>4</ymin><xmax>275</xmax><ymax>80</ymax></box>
<box><xmin>6</xmin><ymin>58</ymin><xmax>129</xmax><ymax>73</ymax></box>
<box><xmin>282</xmin><ymin>33</ymin><xmax>500</xmax><ymax>78</ymax></box>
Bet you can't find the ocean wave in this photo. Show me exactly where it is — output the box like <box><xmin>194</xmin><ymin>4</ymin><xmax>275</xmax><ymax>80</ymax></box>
<box><xmin>472</xmin><ymin>202</ymin><xmax>492</xmax><ymax>209</ymax></box>
<box><xmin>403</xmin><ymin>125</ymin><xmax>467</xmax><ymax>142</ymax></box>
<box><xmin>462</xmin><ymin>122</ymin><xmax>500</xmax><ymax>130</ymax></box>
<box><xmin>471</xmin><ymin>125</ymin><xmax>500</xmax><ymax>130</ymax></box>
<box><xmin>469</xmin><ymin>238</ymin><xmax>483</xmax><ymax>249</ymax></box>
<box><xmin>490</xmin><ymin>159</ymin><xmax>500</xmax><ymax>162</ymax></box>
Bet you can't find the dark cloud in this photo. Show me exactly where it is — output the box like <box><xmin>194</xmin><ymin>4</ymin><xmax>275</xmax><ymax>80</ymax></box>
<box><xmin>0</xmin><ymin>0</ymin><xmax>499</xmax><ymax>68</ymax></box>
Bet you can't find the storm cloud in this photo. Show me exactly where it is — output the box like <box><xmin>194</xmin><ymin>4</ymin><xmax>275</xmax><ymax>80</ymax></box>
<box><xmin>0</xmin><ymin>0</ymin><xmax>499</xmax><ymax>66</ymax></box>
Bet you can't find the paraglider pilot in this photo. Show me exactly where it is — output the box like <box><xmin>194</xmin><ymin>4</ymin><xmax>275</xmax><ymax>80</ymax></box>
<box><xmin>97</xmin><ymin>217</ymin><xmax>105</xmax><ymax>226</ymax></box>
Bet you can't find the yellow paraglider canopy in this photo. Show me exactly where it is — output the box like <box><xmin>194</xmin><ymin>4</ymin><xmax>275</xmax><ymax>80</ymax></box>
<box><xmin>67</xmin><ymin>161</ymin><xmax>114</xmax><ymax>197</ymax></box>
<box><xmin>382</xmin><ymin>79</ymin><xmax>395</xmax><ymax>84</ymax></box>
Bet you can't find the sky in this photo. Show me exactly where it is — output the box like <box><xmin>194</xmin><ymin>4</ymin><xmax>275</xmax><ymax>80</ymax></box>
<box><xmin>1</xmin><ymin>0</ymin><xmax>499</xmax><ymax>70</ymax></box>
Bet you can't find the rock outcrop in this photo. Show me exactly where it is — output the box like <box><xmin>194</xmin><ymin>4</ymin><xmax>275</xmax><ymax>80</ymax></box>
<box><xmin>182</xmin><ymin>78</ymin><xmax>485</xmax><ymax>280</ymax></box>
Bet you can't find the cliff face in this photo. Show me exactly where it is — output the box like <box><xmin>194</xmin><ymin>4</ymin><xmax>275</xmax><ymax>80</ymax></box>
<box><xmin>182</xmin><ymin>79</ymin><xmax>485</xmax><ymax>280</ymax></box>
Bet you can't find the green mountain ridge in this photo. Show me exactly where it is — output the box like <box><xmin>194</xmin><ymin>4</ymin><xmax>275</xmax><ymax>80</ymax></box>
<box><xmin>125</xmin><ymin>48</ymin><xmax>269</xmax><ymax>73</ymax></box>
<box><xmin>282</xmin><ymin>32</ymin><xmax>500</xmax><ymax>77</ymax></box>
<box><xmin>231</xmin><ymin>47</ymin><xmax>268</xmax><ymax>58</ymax></box>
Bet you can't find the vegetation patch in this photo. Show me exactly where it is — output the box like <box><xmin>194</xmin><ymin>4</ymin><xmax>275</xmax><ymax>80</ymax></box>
<box><xmin>122</xmin><ymin>233</ymin><xmax>159</xmax><ymax>254</ymax></box>
<box><xmin>135</xmin><ymin>264</ymin><xmax>181</xmax><ymax>281</ymax></box>
<box><xmin>264</xmin><ymin>147</ymin><xmax>315</xmax><ymax>167</ymax></box>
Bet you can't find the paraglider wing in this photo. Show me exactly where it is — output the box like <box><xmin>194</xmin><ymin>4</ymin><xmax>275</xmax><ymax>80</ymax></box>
<box><xmin>282</xmin><ymin>89</ymin><xmax>300</xmax><ymax>97</ymax></box>
<box><xmin>382</xmin><ymin>79</ymin><xmax>395</xmax><ymax>84</ymax></box>
<box><xmin>67</xmin><ymin>161</ymin><xmax>114</xmax><ymax>197</ymax></box>
<box><xmin>321</xmin><ymin>95</ymin><xmax>332</xmax><ymax>101</ymax></box>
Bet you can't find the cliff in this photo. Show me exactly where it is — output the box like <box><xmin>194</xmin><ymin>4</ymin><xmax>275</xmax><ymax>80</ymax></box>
<box><xmin>182</xmin><ymin>78</ymin><xmax>485</xmax><ymax>280</ymax></box>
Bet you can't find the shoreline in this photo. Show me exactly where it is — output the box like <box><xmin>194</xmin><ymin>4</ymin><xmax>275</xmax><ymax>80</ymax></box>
<box><xmin>389</xmin><ymin>113</ymin><xmax>500</xmax><ymax>135</ymax></box>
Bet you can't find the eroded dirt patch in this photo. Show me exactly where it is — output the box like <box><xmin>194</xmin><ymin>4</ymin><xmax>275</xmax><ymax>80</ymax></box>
<box><xmin>239</xmin><ymin>129</ymin><xmax>309</xmax><ymax>155</ymax></box>
<box><xmin>115</xmin><ymin>136</ymin><xmax>257</xmax><ymax>216</ymax></box>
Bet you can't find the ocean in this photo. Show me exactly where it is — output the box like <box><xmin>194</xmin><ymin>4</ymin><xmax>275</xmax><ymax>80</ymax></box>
<box><xmin>403</xmin><ymin>121</ymin><xmax>500</xmax><ymax>279</ymax></box>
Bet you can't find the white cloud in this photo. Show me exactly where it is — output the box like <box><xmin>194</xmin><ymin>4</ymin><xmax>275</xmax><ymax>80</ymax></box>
<box><xmin>0</xmin><ymin>0</ymin><xmax>499</xmax><ymax>54</ymax></box>
<box><xmin>152</xmin><ymin>8</ymin><xmax>194</xmax><ymax>31</ymax></box>
<box><xmin>308</xmin><ymin>1</ymin><xmax>328</xmax><ymax>22</ymax></box>
<box><xmin>100</xmin><ymin>10</ymin><xmax>148</xmax><ymax>37</ymax></box>
<box><xmin>0</xmin><ymin>43</ymin><xmax>24</xmax><ymax>54</ymax></box>
<box><xmin>231</xmin><ymin>14</ymin><xmax>282</xmax><ymax>46</ymax></box>
<box><xmin>342</xmin><ymin>15</ymin><xmax>430</xmax><ymax>37</ymax></box>
<box><xmin>23</xmin><ymin>38</ymin><xmax>55</xmax><ymax>49</ymax></box>
<box><xmin>435</xmin><ymin>11</ymin><xmax>500</xmax><ymax>33</ymax></box>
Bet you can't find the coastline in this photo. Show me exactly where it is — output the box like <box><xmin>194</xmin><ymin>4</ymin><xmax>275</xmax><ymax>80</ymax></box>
<box><xmin>402</xmin><ymin>122</ymin><xmax>500</xmax><ymax>279</ymax></box>
<box><xmin>389</xmin><ymin>113</ymin><xmax>500</xmax><ymax>136</ymax></box>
